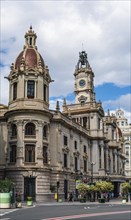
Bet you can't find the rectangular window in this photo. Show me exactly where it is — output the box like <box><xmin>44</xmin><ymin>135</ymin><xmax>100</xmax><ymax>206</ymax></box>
<box><xmin>83</xmin><ymin>117</ymin><xmax>87</xmax><ymax>128</ymax></box>
<box><xmin>98</xmin><ymin>118</ymin><xmax>100</xmax><ymax>129</ymax></box>
<box><xmin>84</xmin><ymin>159</ymin><xmax>87</xmax><ymax>172</ymax></box>
<box><xmin>43</xmin><ymin>84</ymin><xmax>47</xmax><ymax>101</ymax></box>
<box><xmin>25</xmin><ymin>145</ymin><xmax>35</xmax><ymax>162</ymax></box>
<box><xmin>112</xmin><ymin>130</ymin><xmax>114</xmax><ymax>140</ymax></box>
<box><xmin>43</xmin><ymin>146</ymin><xmax>48</xmax><ymax>163</ymax></box>
<box><xmin>75</xmin><ymin>157</ymin><xmax>78</xmax><ymax>171</ymax></box>
<box><xmin>64</xmin><ymin>153</ymin><xmax>67</xmax><ymax>168</ymax></box>
<box><xmin>84</xmin><ymin>145</ymin><xmax>87</xmax><ymax>153</ymax></box>
<box><xmin>64</xmin><ymin>135</ymin><xmax>68</xmax><ymax>146</ymax></box>
<box><xmin>27</xmin><ymin>80</ymin><xmax>35</xmax><ymax>98</ymax></box>
<box><xmin>10</xmin><ymin>145</ymin><xmax>16</xmax><ymax>163</ymax></box>
<box><xmin>74</xmin><ymin>140</ymin><xmax>77</xmax><ymax>149</ymax></box>
<box><xmin>13</xmin><ymin>82</ymin><xmax>17</xmax><ymax>100</ymax></box>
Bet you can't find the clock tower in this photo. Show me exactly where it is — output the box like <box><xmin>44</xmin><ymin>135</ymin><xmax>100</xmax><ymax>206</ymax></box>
<box><xmin>74</xmin><ymin>51</ymin><xmax>95</xmax><ymax>104</ymax></box>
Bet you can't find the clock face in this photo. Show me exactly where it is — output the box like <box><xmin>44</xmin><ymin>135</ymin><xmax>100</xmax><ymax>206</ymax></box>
<box><xmin>79</xmin><ymin>79</ymin><xmax>86</xmax><ymax>87</ymax></box>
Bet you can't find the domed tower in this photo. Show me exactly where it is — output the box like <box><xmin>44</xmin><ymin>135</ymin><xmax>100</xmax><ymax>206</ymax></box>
<box><xmin>4</xmin><ymin>27</ymin><xmax>53</xmax><ymax>202</ymax></box>
<box><xmin>7</xmin><ymin>26</ymin><xmax>52</xmax><ymax>111</ymax></box>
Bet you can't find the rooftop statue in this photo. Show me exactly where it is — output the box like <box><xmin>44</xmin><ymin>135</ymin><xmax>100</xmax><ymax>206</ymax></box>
<box><xmin>76</xmin><ymin>51</ymin><xmax>90</xmax><ymax>70</ymax></box>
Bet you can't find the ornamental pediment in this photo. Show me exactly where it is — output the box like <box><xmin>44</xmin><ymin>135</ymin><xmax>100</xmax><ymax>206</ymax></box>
<box><xmin>62</xmin><ymin>147</ymin><xmax>70</xmax><ymax>153</ymax></box>
<box><xmin>73</xmin><ymin>151</ymin><xmax>80</xmax><ymax>156</ymax></box>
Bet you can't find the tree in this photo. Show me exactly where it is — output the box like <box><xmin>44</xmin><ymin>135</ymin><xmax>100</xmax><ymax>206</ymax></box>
<box><xmin>95</xmin><ymin>181</ymin><xmax>114</xmax><ymax>202</ymax></box>
<box><xmin>0</xmin><ymin>178</ymin><xmax>14</xmax><ymax>193</ymax></box>
<box><xmin>121</xmin><ymin>182</ymin><xmax>131</xmax><ymax>197</ymax></box>
<box><xmin>77</xmin><ymin>183</ymin><xmax>88</xmax><ymax>197</ymax></box>
<box><xmin>96</xmin><ymin>181</ymin><xmax>114</xmax><ymax>193</ymax></box>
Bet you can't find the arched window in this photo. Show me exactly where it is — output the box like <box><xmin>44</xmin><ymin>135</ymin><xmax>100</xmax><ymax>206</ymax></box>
<box><xmin>11</xmin><ymin>124</ymin><xmax>17</xmax><ymax>137</ymax></box>
<box><xmin>25</xmin><ymin>123</ymin><xmax>36</xmax><ymax>136</ymax></box>
<box><xmin>43</xmin><ymin>125</ymin><xmax>48</xmax><ymax>138</ymax></box>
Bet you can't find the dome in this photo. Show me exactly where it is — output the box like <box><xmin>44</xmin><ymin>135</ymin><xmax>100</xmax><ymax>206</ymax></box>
<box><xmin>15</xmin><ymin>48</ymin><xmax>45</xmax><ymax>69</ymax></box>
<box><xmin>14</xmin><ymin>26</ymin><xmax>45</xmax><ymax>70</ymax></box>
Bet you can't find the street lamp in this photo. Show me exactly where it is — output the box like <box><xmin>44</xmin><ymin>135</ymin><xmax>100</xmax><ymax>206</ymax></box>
<box><xmin>90</xmin><ymin>162</ymin><xmax>96</xmax><ymax>184</ymax></box>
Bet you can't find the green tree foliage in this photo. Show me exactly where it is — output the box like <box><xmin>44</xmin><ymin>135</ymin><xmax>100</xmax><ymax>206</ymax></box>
<box><xmin>121</xmin><ymin>182</ymin><xmax>131</xmax><ymax>195</ymax></box>
<box><xmin>96</xmin><ymin>181</ymin><xmax>114</xmax><ymax>192</ymax></box>
<box><xmin>77</xmin><ymin>183</ymin><xmax>88</xmax><ymax>196</ymax></box>
<box><xmin>0</xmin><ymin>178</ymin><xmax>14</xmax><ymax>193</ymax></box>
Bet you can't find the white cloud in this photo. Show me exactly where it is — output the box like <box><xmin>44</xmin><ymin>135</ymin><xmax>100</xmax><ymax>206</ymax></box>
<box><xmin>0</xmin><ymin>0</ymin><xmax>130</xmax><ymax>110</ymax></box>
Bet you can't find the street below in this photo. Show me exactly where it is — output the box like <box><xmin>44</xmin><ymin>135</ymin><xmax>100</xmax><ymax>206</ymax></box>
<box><xmin>0</xmin><ymin>203</ymin><xmax>131</xmax><ymax>220</ymax></box>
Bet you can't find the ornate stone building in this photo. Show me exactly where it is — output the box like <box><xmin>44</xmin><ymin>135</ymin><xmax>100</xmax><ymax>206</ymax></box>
<box><xmin>115</xmin><ymin>109</ymin><xmax>131</xmax><ymax>181</ymax></box>
<box><xmin>0</xmin><ymin>27</ymin><xmax>126</xmax><ymax>201</ymax></box>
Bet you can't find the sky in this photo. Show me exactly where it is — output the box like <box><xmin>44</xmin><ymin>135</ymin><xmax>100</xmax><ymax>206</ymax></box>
<box><xmin>0</xmin><ymin>0</ymin><xmax>131</xmax><ymax>122</ymax></box>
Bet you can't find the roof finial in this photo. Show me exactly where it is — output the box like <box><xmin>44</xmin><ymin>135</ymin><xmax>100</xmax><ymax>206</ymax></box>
<box><xmin>56</xmin><ymin>101</ymin><xmax>60</xmax><ymax>111</ymax></box>
<box><xmin>82</xmin><ymin>43</ymin><xmax>84</xmax><ymax>51</ymax></box>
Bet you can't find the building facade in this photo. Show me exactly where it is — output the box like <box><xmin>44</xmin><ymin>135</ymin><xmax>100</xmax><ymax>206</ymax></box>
<box><xmin>0</xmin><ymin>27</ymin><xmax>126</xmax><ymax>201</ymax></box>
<box><xmin>115</xmin><ymin>109</ymin><xmax>131</xmax><ymax>181</ymax></box>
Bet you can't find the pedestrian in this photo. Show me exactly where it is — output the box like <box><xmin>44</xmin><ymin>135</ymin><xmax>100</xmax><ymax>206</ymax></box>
<box><xmin>68</xmin><ymin>192</ymin><xmax>73</xmax><ymax>202</ymax></box>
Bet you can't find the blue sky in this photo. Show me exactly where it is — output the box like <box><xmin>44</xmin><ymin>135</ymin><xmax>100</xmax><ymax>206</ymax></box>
<box><xmin>0</xmin><ymin>0</ymin><xmax>131</xmax><ymax>122</ymax></box>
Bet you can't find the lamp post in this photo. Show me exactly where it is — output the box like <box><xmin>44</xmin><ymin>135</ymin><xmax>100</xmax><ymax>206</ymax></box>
<box><xmin>90</xmin><ymin>162</ymin><xmax>96</xmax><ymax>184</ymax></box>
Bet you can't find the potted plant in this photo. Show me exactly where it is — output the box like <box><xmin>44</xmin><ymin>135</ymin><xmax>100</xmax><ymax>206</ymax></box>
<box><xmin>27</xmin><ymin>196</ymin><xmax>33</xmax><ymax>206</ymax></box>
<box><xmin>0</xmin><ymin>178</ymin><xmax>14</xmax><ymax>208</ymax></box>
<box><xmin>98</xmin><ymin>198</ymin><xmax>106</xmax><ymax>203</ymax></box>
<box><xmin>88</xmin><ymin>184</ymin><xmax>97</xmax><ymax>202</ymax></box>
<box><xmin>15</xmin><ymin>193</ymin><xmax>22</xmax><ymax>208</ymax></box>
<box><xmin>121</xmin><ymin>182</ymin><xmax>130</xmax><ymax>203</ymax></box>
<box><xmin>77</xmin><ymin>183</ymin><xmax>88</xmax><ymax>203</ymax></box>
<box><xmin>96</xmin><ymin>181</ymin><xmax>114</xmax><ymax>203</ymax></box>
<box><xmin>121</xmin><ymin>196</ymin><xmax>127</xmax><ymax>204</ymax></box>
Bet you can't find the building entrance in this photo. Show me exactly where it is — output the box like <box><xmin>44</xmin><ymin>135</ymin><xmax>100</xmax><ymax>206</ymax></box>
<box><xmin>64</xmin><ymin>179</ymin><xmax>68</xmax><ymax>200</ymax></box>
<box><xmin>24</xmin><ymin>177</ymin><xmax>35</xmax><ymax>201</ymax></box>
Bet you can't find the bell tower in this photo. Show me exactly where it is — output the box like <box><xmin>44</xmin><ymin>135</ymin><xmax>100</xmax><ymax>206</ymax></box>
<box><xmin>74</xmin><ymin>51</ymin><xmax>95</xmax><ymax>104</ymax></box>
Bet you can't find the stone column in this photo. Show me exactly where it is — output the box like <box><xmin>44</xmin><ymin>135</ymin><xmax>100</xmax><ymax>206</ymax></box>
<box><xmin>57</xmin><ymin>125</ymin><xmax>63</xmax><ymax>170</ymax></box>
<box><xmin>25</xmin><ymin>80</ymin><xmax>27</xmax><ymax>98</ymax></box>
<box><xmin>100</xmin><ymin>144</ymin><xmax>104</xmax><ymax>169</ymax></box>
<box><xmin>114</xmin><ymin>150</ymin><xmax>117</xmax><ymax>173</ymax></box>
<box><xmin>17</xmin><ymin>120</ymin><xmax>24</xmax><ymax>166</ymax></box>
<box><xmin>37</xmin><ymin>121</ymin><xmax>43</xmax><ymax>166</ymax></box>
<box><xmin>110</xmin><ymin>149</ymin><xmax>113</xmax><ymax>174</ymax></box>
<box><xmin>105</xmin><ymin>145</ymin><xmax>109</xmax><ymax>171</ymax></box>
<box><xmin>35</xmin><ymin>80</ymin><xmax>37</xmax><ymax>98</ymax></box>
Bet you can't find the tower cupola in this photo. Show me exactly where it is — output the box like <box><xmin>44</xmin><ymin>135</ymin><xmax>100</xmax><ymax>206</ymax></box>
<box><xmin>6</xmin><ymin>27</ymin><xmax>52</xmax><ymax>111</ymax></box>
<box><xmin>24</xmin><ymin>25</ymin><xmax>37</xmax><ymax>49</ymax></box>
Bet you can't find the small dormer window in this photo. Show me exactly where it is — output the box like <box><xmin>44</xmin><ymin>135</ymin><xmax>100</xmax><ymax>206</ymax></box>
<box><xmin>29</xmin><ymin>37</ymin><xmax>32</xmax><ymax>46</ymax></box>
